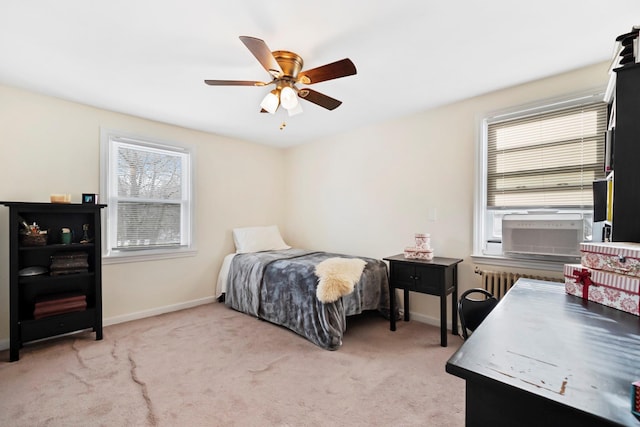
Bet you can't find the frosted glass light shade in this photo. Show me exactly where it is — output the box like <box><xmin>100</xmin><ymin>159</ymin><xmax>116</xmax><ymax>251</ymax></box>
<box><xmin>260</xmin><ymin>91</ymin><xmax>279</xmax><ymax>114</ymax></box>
<box><xmin>280</xmin><ymin>86</ymin><xmax>299</xmax><ymax>110</ymax></box>
<box><xmin>287</xmin><ymin>101</ymin><xmax>303</xmax><ymax>117</ymax></box>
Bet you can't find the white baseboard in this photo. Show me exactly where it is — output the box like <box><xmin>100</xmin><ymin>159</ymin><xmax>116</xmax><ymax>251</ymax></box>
<box><xmin>104</xmin><ymin>296</ymin><xmax>217</xmax><ymax>326</ymax></box>
<box><xmin>0</xmin><ymin>297</ymin><xmax>217</xmax><ymax>352</ymax></box>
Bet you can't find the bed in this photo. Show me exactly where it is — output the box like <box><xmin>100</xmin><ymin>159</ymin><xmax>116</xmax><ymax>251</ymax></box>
<box><xmin>216</xmin><ymin>226</ymin><xmax>392</xmax><ymax>350</ymax></box>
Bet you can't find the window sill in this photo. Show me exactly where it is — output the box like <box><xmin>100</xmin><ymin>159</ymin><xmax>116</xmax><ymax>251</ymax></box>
<box><xmin>103</xmin><ymin>247</ymin><xmax>197</xmax><ymax>264</ymax></box>
<box><xmin>471</xmin><ymin>253</ymin><xmax>577</xmax><ymax>273</ymax></box>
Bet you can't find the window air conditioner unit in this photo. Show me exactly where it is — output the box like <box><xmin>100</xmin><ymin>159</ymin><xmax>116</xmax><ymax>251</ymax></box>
<box><xmin>502</xmin><ymin>213</ymin><xmax>584</xmax><ymax>260</ymax></box>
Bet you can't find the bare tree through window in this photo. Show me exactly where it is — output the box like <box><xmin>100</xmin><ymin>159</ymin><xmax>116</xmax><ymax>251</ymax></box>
<box><xmin>116</xmin><ymin>145</ymin><xmax>184</xmax><ymax>248</ymax></box>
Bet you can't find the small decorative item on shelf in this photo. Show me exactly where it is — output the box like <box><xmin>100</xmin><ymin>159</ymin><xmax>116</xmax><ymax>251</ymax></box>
<box><xmin>50</xmin><ymin>194</ymin><xmax>71</xmax><ymax>204</ymax></box>
<box><xmin>20</xmin><ymin>232</ymin><xmax>48</xmax><ymax>246</ymax></box>
<box><xmin>632</xmin><ymin>380</ymin><xmax>640</xmax><ymax>417</ymax></box>
<box><xmin>60</xmin><ymin>227</ymin><xmax>72</xmax><ymax>244</ymax></box>
<box><xmin>80</xmin><ymin>223</ymin><xmax>92</xmax><ymax>243</ymax></box>
<box><xmin>403</xmin><ymin>232</ymin><xmax>434</xmax><ymax>260</ymax></box>
<box><xmin>18</xmin><ymin>220</ymin><xmax>48</xmax><ymax>246</ymax></box>
<box><xmin>18</xmin><ymin>266</ymin><xmax>48</xmax><ymax>277</ymax></box>
<box><xmin>82</xmin><ymin>193</ymin><xmax>99</xmax><ymax>204</ymax></box>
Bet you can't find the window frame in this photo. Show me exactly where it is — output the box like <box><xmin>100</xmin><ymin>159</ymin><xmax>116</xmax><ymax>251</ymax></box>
<box><xmin>100</xmin><ymin>128</ymin><xmax>196</xmax><ymax>264</ymax></box>
<box><xmin>472</xmin><ymin>88</ymin><xmax>606</xmax><ymax>271</ymax></box>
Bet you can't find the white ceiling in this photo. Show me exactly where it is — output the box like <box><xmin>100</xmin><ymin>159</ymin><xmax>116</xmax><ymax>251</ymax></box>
<box><xmin>1</xmin><ymin>1</ymin><xmax>638</xmax><ymax>148</ymax></box>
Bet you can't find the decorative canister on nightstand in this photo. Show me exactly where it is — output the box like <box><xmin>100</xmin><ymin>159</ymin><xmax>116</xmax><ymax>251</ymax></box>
<box><xmin>415</xmin><ymin>233</ymin><xmax>431</xmax><ymax>249</ymax></box>
<box><xmin>415</xmin><ymin>248</ymin><xmax>434</xmax><ymax>261</ymax></box>
<box><xmin>404</xmin><ymin>247</ymin><xmax>418</xmax><ymax>259</ymax></box>
<box><xmin>404</xmin><ymin>233</ymin><xmax>434</xmax><ymax>260</ymax></box>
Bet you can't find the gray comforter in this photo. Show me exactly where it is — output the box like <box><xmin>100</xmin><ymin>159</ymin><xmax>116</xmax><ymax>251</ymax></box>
<box><xmin>225</xmin><ymin>249</ymin><xmax>390</xmax><ymax>350</ymax></box>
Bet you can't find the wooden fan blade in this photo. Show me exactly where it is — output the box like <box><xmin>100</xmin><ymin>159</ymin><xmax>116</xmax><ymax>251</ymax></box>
<box><xmin>298</xmin><ymin>88</ymin><xmax>342</xmax><ymax>110</ymax></box>
<box><xmin>204</xmin><ymin>80</ymin><xmax>265</xmax><ymax>86</ymax></box>
<box><xmin>239</xmin><ymin>36</ymin><xmax>283</xmax><ymax>77</ymax></box>
<box><xmin>298</xmin><ymin>58</ymin><xmax>356</xmax><ymax>85</ymax></box>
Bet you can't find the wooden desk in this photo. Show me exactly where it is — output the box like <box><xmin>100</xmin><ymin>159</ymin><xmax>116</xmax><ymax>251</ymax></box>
<box><xmin>446</xmin><ymin>279</ymin><xmax>640</xmax><ymax>427</ymax></box>
<box><xmin>384</xmin><ymin>255</ymin><xmax>462</xmax><ymax>347</ymax></box>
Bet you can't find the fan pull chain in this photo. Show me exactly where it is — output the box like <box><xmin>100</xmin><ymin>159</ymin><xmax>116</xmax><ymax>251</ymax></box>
<box><xmin>280</xmin><ymin>122</ymin><xmax>287</xmax><ymax>130</ymax></box>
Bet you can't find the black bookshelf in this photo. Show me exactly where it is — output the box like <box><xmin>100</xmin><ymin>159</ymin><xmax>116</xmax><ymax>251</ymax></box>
<box><xmin>1</xmin><ymin>201</ymin><xmax>105</xmax><ymax>361</ymax></box>
<box><xmin>611</xmin><ymin>64</ymin><xmax>640</xmax><ymax>242</ymax></box>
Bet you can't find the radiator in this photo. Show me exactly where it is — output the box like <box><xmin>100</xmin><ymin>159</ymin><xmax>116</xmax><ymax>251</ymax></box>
<box><xmin>474</xmin><ymin>268</ymin><xmax>562</xmax><ymax>299</ymax></box>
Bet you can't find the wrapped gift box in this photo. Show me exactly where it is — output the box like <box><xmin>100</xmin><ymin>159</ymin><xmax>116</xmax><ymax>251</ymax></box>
<box><xmin>580</xmin><ymin>242</ymin><xmax>640</xmax><ymax>278</ymax></box>
<box><xmin>632</xmin><ymin>381</ymin><xmax>640</xmax><ymax>417</ymax></box>
<box><xmin>564</xmin><ymin>263</ymin><xmax>640</xmax><ymax>316</ymax></box>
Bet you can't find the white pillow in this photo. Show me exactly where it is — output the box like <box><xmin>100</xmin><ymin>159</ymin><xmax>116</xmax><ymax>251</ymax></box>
<box><xmin>232</xmin><ymin>225</ymin><xmax>291</xmax><ymax>254</ymax></box>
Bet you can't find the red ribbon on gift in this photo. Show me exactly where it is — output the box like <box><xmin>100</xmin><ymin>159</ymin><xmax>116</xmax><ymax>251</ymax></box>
<box><xmin>574</xmin><ymin>269</ymin><xmax>593</xmax><ymax>299</ymax></box>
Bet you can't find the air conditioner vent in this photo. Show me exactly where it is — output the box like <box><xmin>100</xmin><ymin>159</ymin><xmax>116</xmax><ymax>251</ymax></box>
<box><xmin>502</xmin><ymin>213</ymin><xmax>583</xmax><ymax>260</ymax></box>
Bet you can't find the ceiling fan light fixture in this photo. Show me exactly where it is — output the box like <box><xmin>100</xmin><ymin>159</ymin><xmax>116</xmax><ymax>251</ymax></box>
<box><xmin>280</xmin><ymin>86</ymin><xmax>299</xmax><ymax>110</ymax></box>
<box><xmin>205</xmin><ymin>36</ymin><xmax>357</xmax><ymax>116</ymax></box>
<box><xmin>260</xmin><ymin>90</ymin><xmax>279</xmax><ymax>114</ymax></box>
<box><xmin>287</xmin><ymin>101</ymin><xmax>303</xmax><ymax>117</ymax></box>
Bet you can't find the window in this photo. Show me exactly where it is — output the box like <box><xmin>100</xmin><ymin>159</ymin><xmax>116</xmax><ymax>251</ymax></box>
<box><xmin>474</xmin><ymin>90</ymin><xmax>608</xmax><ymax>266</ymax></box>
<box><xmin>100</xmin><ymin>129</ymin><xmax>195</xmax><ymax>262</ymax></box>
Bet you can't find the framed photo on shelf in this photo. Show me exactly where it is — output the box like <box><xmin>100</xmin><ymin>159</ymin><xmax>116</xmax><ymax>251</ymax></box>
<box><xmin>82</xmin><ymin>193</ymin><xmax>99</xmax><ymax>204</ymax></box>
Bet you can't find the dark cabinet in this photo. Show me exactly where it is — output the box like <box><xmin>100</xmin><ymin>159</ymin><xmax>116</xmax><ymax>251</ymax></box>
<box><xmin>1</xmin><ymin>201</ymin><xmax>106</xmax><ymax>361</ymax></box>
<box><xmin>612</xmin><ymin>64</ymin><xmax>640</xmax><ymax>242</ymax></box>
<box><xmin>384</xmin><ymin>254</ymin><xmax>462</xmax><ymax>347</ymax></box>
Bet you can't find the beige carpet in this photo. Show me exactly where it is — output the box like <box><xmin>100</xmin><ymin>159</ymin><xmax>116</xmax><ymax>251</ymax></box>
<box><xmin>0</xmin><ymin>303</ymin><xmax>465</xmax><ymax>426</ymax></box>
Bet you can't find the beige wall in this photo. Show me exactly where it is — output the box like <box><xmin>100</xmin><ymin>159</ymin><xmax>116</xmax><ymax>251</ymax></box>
<box><xmin>0</xmin><ymin>60</ymin><xmax>611</xmax><ymax>344</ymax></box>
<box><xmin>284</xmin><ymin>61</ymin><xmax>610</xmax><ymax>326</ymax></box>
<box><xmin>0</xmin><ymin>84</ymin><xmax>286</xmax><ymax>343</ymax></box>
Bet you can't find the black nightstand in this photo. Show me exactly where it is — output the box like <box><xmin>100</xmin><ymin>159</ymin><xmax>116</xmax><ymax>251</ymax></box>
<box><xmin>383</xmin><ymin>254</ymin><xmax>462</xmax><ymax>347</ymax></box>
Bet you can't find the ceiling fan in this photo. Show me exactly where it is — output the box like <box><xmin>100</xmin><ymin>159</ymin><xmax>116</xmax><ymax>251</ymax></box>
<box><xmin>205</xmin><ymin>36</ymin><xmax>357</xmax><ymax>116</ymax></box>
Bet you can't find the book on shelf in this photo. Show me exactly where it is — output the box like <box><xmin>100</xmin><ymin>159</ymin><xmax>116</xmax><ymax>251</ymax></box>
<box><xmin>33</xmin><ymin>293</ymin><xmax>87</xmax><ymax>319</ymax></box>
<box><xmin>50</xmin><ymin>252</ymin><xmax>88</xmax><ymax>264</ymax></box>
<box><xmin>34</xmin><ymin>301</ymin><xmax>87</xmax><ymax>319</ymax></box>
<box><xmin>50</xmin><ymin>259</ymin><xmax>89</xmax><ymax>268</ymax></box>
<box><xmin>50</xmin><ymin>268</ymin><xmax>89</xmax><ymax>276</ymax></box>
<box><xmin>50</xmin><ymin>251</ymin><xmax>89</xmax><ymax>274</ymax></box>
<box><xmin>34</xmin><ymin>293</ymin><xmax>86</xmax><ymax>308</ymax></box>
<box><xmin>49</xmin><ymin>251</ymin><xmax>89</xmax><ymax>260</ymax></box>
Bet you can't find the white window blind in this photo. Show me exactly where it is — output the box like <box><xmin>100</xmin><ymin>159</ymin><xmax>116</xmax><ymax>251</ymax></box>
<box><xmin>487</xmin><ymin>102</ymin><xmax>608</xmax><ymax>208</ymax></box>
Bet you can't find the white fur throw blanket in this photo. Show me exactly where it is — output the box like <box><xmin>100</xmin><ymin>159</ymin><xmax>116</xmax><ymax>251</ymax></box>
<box><xmin>315</xmin><ymin>257</ymin><xmax>367</xmax><ymax>303</ymax></box>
